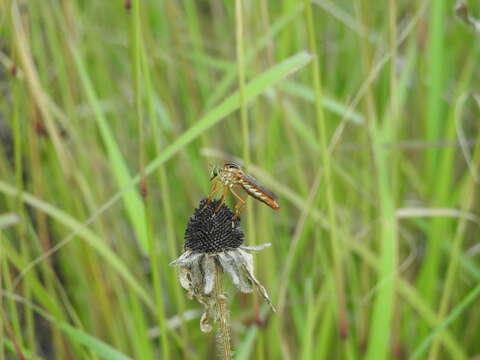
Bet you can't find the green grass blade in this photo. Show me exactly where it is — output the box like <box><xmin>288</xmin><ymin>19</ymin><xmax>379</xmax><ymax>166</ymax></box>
<box><xmin>2</xmin><ymin>291</ymin><xmax>132</xmax><ymax>360</ymax></box>
<box><xmin>205</xmin><ymin>3</ymin><xmax>305</xmax><ymax>109</ymax></box>
<box><xmin>410</xmin><ymin>283</ymin><xmax>480</xmax><ymax>360</ymax></box>
<box><xmin>0</xmin><ymin>213</ymin><xmax>19</xmax><ymax>229</ymax></box>
<box><xmin>280</xmin><ymin>81</ymin><xmax>365</xmax><ymax>124</ymax></box>
<box><xmin>55</xmin><ymin>322</ymin><xmax>133</xmax><ymax>360</ymax></box>
<box><xmin>69</xmin><ymin>43</ymin><xmax>149</xmax><ymax>253</ymax></box>
<box><xmin>3</xmin><ymin>338</ymin><xmax>45</xmax><ymax>360</ymax></box>
<box><xmin>0</xmin><ymin>181</ymin><xmax>152</xmax><ymax>309</ymax></box>
<box><xmin>144</xmin><ymin>51</ymin><xmax>313</xmax><ymax>175</ymax></box>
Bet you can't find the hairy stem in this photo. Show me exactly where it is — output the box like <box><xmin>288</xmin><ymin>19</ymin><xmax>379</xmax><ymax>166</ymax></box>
<box><xmin>214</xmin><ymin>261</ymin><xmax>232</xmax><ymax>360</ymax></box>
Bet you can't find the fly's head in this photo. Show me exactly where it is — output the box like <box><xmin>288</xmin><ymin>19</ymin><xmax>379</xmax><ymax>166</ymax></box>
<box><xmin>209</xmin><ymin>163</ymin><xmax>221</xmax><ymax>181</ymax></box>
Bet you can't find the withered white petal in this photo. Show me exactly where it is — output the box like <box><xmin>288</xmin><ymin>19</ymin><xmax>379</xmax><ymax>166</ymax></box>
<box><xmin>190</xmin><ymin>256</ymin><xmax>205</xmax><ymax>296</ymax></box>
<box><xmin>237</xmin><ymin>249</ymin><xmax>254</xmax><ymax>274</ymax></box>
<box><xmin>242</xmin><ymin>262</ymin><xmax>276</xmax><ymax>312</ymax></box>
<box><xmin>240</xmin><ymin>243</ymin><xmax>271</xmax><ymax>252</ymax></box>
<box><xmin>218</xmin><ymin>252</ymin><xmax>252</xmax><ymax>293</ymax></box>
<box><xmin>202</xmin><ymin>255</ymin><xmax>216</xmax><ymax>295</ymax></box>
<box><xmin>177</xmin><ymin>266</ymin><xmax>192</xmax><ymax>292</ymax></box>
<box><xmin>238</xmin><ymin>249</ymin><xmax>276</xmax><ymax>312</ymax></box>
<box><xmin>169</xmin><ymin>251</ymin><xmax>202</xmax><ymax>267</ymax></box>
<box><xmin>200</xmin><ymin>312</ymin><xmax>212</xmax><ymax>333</ymax></box>
<box><xmin>168</xmin><ymin>250</ymin><xmax>192</xmax><ymax>266</ymax></box>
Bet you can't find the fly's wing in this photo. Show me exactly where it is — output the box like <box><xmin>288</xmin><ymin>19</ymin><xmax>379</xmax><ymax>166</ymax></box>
<box><xmin>241</xmin><ymin>173</ymin><xmax>278</xmax><ymax>201</ymax></box>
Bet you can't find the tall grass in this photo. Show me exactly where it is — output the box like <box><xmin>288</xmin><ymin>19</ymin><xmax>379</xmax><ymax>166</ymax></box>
<box><xmin>1</xmin><ymin>0</ymin><xmax>479</xmax><ymax>359</ymax></box>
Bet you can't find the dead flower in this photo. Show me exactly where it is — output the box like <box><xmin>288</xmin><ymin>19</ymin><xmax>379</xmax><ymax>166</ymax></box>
<box><xmin>170</xmin><ymin>199</ymin><xmax>275</xmax><ymax>332</ymax></box>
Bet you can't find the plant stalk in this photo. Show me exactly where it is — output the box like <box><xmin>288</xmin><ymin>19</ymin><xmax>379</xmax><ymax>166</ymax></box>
<box><xmin>214</xmin><ymin>261</ymin><xmax>232</xmax><ymax>360</ymax></box>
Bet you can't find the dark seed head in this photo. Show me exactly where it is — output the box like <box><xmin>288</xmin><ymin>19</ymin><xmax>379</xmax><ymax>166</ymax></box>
<box><xmin>184</xmin><ymin>199</ymin><xmax>244</xmax><ymax>253</ymax></box>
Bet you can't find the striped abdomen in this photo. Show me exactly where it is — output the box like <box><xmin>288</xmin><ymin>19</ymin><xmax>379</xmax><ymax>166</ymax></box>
<box><xmin>237</xmin><ymin>174</ymin><xmax>280</xmax><ymax>210</ymax></box>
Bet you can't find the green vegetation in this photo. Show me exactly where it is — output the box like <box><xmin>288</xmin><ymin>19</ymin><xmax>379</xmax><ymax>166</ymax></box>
<box><xmin>1</xmin><ymin>0</ymin><xmax>479</xmax><ymax>359</ymax></box>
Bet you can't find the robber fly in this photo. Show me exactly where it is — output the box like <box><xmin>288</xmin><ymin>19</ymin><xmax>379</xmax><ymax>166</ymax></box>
<box><xmin>208</xmin><ymin>161</ymin><xmax>280</xmax><ymax>218</ymax></box>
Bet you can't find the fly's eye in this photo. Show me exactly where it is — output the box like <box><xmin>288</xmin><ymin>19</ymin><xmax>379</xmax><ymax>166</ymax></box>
<box><xmin>225</xmin><ymin>161</ymin><xmax>240</xmax><ymax>170</ymax></box>
<box><xmin>210</xmin><ymin>166</ymin><xmax>219</xmax><ymax>180</ymax></box>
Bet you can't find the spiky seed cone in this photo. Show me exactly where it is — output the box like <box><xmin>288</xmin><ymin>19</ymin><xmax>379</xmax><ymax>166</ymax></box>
<box><xmin>184</xmin><ymin>199</ymin><xmax>244</xmax><ymax>253</ymax></box>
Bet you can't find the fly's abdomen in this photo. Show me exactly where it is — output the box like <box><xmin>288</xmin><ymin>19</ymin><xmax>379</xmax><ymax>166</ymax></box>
<box><xmin>239</xmin><ymin>177</ymin><xmax>280</xmax><ymax>210</ymax></box>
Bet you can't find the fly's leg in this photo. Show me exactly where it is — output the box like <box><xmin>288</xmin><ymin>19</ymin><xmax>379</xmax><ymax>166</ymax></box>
<box><xmin>203</xmin><ymin>180</ymin><xmax>220</xmax><ymax>211</ymax></box>
<box><xmin>230</xmin><ymin>187</ymin><xmax>247</xmax><ymax>220</ymax></box>
<box><xmin>214</xmin><ymin>187</ymin><xmax>229</xmax><ymax>212</ymax></box>
<box><xmin>207</xmin><ymin>180</ymin><xmax>220</xmax><ymax>203</ymax></box>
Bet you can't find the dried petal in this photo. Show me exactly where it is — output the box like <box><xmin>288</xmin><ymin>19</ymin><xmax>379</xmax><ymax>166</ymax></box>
<box><xmin>236</xmin><ymin>249</ymin><xmax>254</xmax><ymax>274</ymax></box>
<box><xmin>240</xmin><ymin>243</ymin><xmax>271</xmax><ymax>252</ymax></box>
<box><xmin>202</xmin><ymin>255</ymin><xmax>216</xmax><ymax>295</ymax></box>
<box><xmin>200</xmin><ymin>312</ymin><xmax>212</xmax><ymax>333</ymax></box>
<box><xmin>189</xmin><ymin>255</ymin><xmax>206</xmax><ymax>296</ymax></box>
<box><xmin>177</xmin><ymin>266</ymin><xmax>192</xmax><ymax>293</ymax></box>
<box><xmin>237</xmin><ymin>249</ymin><xmax>276</xmax><ymax>312</ymax></box>
<box><xmin>169</xmin><ymin>250</ymin><xmax>198</xmax><ymax>267</ymax></box>
<box><xmin>218</xmin><ymin>252</ymin><xmax>252</xmax><ymax>293</ymax></box>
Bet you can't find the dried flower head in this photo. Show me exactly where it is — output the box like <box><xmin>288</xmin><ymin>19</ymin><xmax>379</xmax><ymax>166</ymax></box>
<box><xmin>184</xmin><ymin>199</ymin><xmax>244</xmax><ymax>253</ymax></box>
<box><xmin>170</xmin><ymin>199</ymin><xmax>275</xmax><ymax>333</ymax></box>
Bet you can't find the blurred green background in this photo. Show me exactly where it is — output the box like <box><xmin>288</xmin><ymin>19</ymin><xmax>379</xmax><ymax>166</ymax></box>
<box><xmin>1</xmin><ymin>0</ymin><xmax>479</xmax><ymax>359</ymax></box>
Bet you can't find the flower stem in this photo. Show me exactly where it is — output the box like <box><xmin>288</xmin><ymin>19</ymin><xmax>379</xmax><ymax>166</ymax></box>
<box><xmin>214</xmin><ymin>261</ymin><xmax>232</xmax><ymax>360</ymax></box>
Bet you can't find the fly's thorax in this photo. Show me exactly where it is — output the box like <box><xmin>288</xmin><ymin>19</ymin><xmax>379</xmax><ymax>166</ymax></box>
<box><xmin>219</xmin><ymin>168</ymin><xmax>237</xmax><ymax>187</ymax></box>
